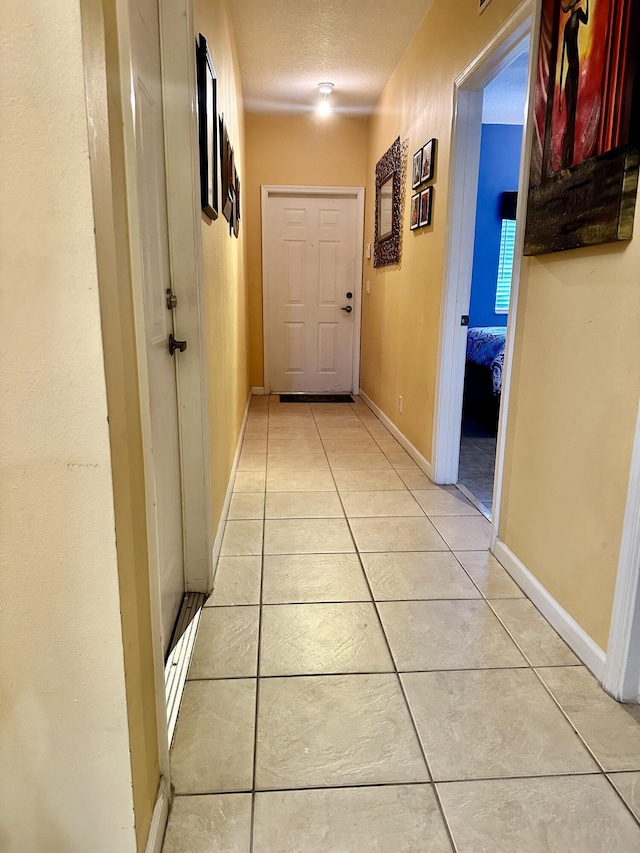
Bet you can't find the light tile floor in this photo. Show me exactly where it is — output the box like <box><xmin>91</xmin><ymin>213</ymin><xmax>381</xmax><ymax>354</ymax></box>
<box><xmin>163</xmin><ymin>395</ymin><xmax>640</xmax><ymax>853</ymax></box>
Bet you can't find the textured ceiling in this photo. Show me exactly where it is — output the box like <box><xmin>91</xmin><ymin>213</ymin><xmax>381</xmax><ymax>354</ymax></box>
<box><xmin>229</xmin><ymin>0</ymin><xmax>436</xmax><ymax>114</ymax></box>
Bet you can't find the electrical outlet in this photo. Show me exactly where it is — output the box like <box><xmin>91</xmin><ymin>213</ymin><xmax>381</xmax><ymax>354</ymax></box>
<box><xmin>365</xmin><ymin>280</ymin><xmax>371</xmax><ymax>294</ymax></box>
<box><xmin>398</xmin><ymin>396</ymin><xmax>403</xmax><ymax>413</ymax></box>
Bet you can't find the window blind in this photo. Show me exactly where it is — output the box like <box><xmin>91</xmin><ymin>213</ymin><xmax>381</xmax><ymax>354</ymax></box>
<box><xmin>495</xmin><ymin>219</ymin><xmax>517</xmax><ymax>314</ymax></box>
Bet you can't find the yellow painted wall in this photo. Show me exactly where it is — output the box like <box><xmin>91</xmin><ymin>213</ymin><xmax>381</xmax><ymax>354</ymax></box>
<box><xmin>362</xmin><ymin>0</ymin><xmax>639</xmax><ymax>651</ymax></box>
<box><xmin>1</xmin><ymin>0</ymin><xmax>138</xmax><ymax>849</ymax></box>
<box><xmin>499</xmin><ymin>228</ymin><xmax>640</xmax><ymax>650</ymax></box>
<box><xmin>361</xmin><ymin>0</ymin><xmax>521</xmax><ymax>455</ymax></box>
<box><xmin>194</xmin><ymin>0</ymin><xmax>251</xmax><ymax>528</ymax></box>
<box><xmin>245</xmin><ymin>114</ymin><xmax>370</xmax><ymax>386</ymax></box>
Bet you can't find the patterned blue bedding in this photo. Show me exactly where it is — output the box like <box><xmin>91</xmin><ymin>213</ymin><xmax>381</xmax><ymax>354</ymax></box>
<box><xmin>466</xmin><ymin>327</ymin><xmax>506</xmax><ymax>395</ymax></box>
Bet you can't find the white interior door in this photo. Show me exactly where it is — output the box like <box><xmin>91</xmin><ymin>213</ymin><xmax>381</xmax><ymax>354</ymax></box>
<box><xmin>265</xmin><ymin>194</ymin><xmax>358</xmax><ymax>393</ymax></box>
<box><xmin>131</xmin><ymin>0</ymin><xmax>185</xmax><ymax>652</ymax></box>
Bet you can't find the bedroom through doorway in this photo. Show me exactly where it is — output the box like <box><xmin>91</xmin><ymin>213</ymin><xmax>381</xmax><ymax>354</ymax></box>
<box><xmin>457</xmin><ymin>49</ymin><xmax>528</xmax><ymax>516</ymax></box>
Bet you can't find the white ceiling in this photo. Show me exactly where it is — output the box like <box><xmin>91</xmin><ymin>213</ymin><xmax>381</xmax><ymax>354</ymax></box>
<box><xmin>228</xmin><ymin>0</ymin><xmax>436</xmax><ymax>114</ymax></box>
<box><xmin>482</xmin><ymin>48</ymin><xmax>529</xmax><ymax>125</ymax></box>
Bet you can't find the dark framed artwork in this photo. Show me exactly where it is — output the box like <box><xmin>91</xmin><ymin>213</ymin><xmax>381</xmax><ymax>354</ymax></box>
<box><xmin>419</xmin><ymin>186</ymin><xmax>433</xmax><ymax>227</ymax></box>
<box><xmin>412</xmin><ymin>149</ymin><xmax>423</xmax><ymax>189</ymax></box>
<box><xmin>374</xmin><ymin>137</ymin><xmax>404</xmax><ymax>267</ymax></box>
<box><xmin>233</xmin><ymin>169</ymin><xmax>240</xmax><ymax>238</ymax></box>
<box><xmin>420</xmin><ymin>138</ymin><xmax>436</xmax><ymax>183</ymax></box>
<box><xmin>525</xmin><ymin>0</ymin><xmax>640</xmax><ymax>255</ymax></box>
<box><xmin>219</xmin><ymin>115</ymin><xmax>234</xmax><ymax>224</ymax></box>
<box><xmin>196</xmin><ymin>34</ymin><xmax>218</xmax><ymax>219</ymax></box>
<box><xmin>410</xmin><ymin>193</ymin><xmax>420</xmax><ymax>230</ymax></box>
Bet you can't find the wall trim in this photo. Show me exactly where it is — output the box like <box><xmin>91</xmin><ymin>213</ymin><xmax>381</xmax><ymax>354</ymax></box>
<box><xmin>261</xmin><ymin>185</ymin><xmax>365</xmax><ymax>395</ymax></box>
<box><xmin>145</xmin><ymin>776</ymin><xmax>170</xmax><ymax>853</ymax></box>
<box><xmin>359</xmin><ymin>390</ymin><xmax>432</xmax><ymax>480</ymax></box>
<box><xmin>251</xmin><ymin>387</ymin><xmax>266</xmax><ymax>395</ymax></box>
<box><xmin>210</xmin><ymin>392</ymin><xmax>253</xmax><ymax>577</ymax></box>
<box><xmin>493</xmin><ymin>538</ymin><xmax>606</xmax><ymax>681</ymax></box>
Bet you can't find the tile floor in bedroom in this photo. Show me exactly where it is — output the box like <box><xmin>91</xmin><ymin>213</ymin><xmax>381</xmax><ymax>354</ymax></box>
<box><xmin>162</xmin><ymin>394</ymin><xmax>640</xmax><ymax>853</ymax></box>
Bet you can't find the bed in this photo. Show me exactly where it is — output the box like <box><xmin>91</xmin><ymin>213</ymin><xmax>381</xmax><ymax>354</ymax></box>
<box><xmin>463</xmin><ymin>326</ymin><xmax>507</xmax><ymax>432</ymax></box>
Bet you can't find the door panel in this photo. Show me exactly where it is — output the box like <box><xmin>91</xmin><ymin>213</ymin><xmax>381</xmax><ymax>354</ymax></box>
<box><xmin>266</xmin><ymin>194</ymin><xmax>358</xmax><ymax>393</ymax></box>
<box><xmin>131</xmin><ymin>0</ymin><xmax>185</xmax><ymax>653</ymax></box>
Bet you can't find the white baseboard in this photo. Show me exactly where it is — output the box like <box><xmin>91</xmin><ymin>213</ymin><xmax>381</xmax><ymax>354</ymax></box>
<box><xmin>251</xmin><ymin>386</ymin><xmax>266</xmax><ymax>395</ymax></box>
<box><xmin>359</xmin><ymin>389</ymin><xmax>432</xmax><ymax>480</ymax></box>
<box><xmin>493</xmin><ymin>538</ymin><xmax>606</xmax><ymax>681</ymax></box>
<box><xmin>210</xmin><ymin>393</ymin><xmax>252</xmax><ymax>576</ymax></box>
<box><xmin>145</xmin><ymin>776</ymin><xmax>169</xmax><ymax>853</ymax></box>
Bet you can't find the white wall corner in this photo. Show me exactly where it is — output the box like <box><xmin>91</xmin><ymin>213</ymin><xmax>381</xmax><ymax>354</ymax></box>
<box><xmin>359</xmin><ymin>390</ymin><xmax>433</xmax><ymax>480</ymax></box>
<box><xmin>493</xmin><ymin>539</ymin><xmax>606</xmax><ymax>681</ymax></box>
<box><xmin>210</xmin><ymin>392</ymin><xmax>253</xmax><ymax>579</ymax></box>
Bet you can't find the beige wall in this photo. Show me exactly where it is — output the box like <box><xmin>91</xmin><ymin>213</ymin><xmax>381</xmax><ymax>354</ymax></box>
<box><xmin>194</xmin><ymin>0</ymin><xmax>251</xmax><ymax>529</ymax></box>
<box><xmin>0</xmin><ymin>0</ymin><xmax>137</xmax><ymax>850</ymax></box>
<box><xmin>245</xmin><ymin>114</ymin><xmax>370</xmax><ymax>386</ymax></box>
<box><xmin>361</xmin><ymin>0</ymin><xmax>522</xmax><ymax>456</ymax></box>
<box><xmin>361</xmin><ymin>0</ymin><xmax>639</xmax><ymax>652</ymax></box>
<box><xmin>500</xmin><ymin>227</ymin><xmax>640</xmax><ymax>650</ymax></box>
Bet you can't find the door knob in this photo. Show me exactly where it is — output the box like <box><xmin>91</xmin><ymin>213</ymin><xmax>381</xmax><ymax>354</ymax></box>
<box><xmin>169</xmin><ymin>333</ymin><xmax>187</xmax><ymax>355</ymax></box>
<box><xmin>341</xmin><ymin>305</ymin><xmax>353</xmax><ymax>313</ymax></box>
<box><xmin>346</xmin><ymin>291</ymin><xmax>353</xmax><ymax>299</ymax></box>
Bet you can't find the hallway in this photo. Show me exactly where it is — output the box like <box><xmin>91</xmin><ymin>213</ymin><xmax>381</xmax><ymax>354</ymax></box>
<box><xmin>162</xmin><ymin>395</ymin><xmax>640</xmax><ymax>851</ymax></box>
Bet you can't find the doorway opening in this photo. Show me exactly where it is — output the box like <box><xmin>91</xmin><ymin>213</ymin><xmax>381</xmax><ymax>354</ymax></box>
<box><xmin>457</xmin><ymin>51</ymin><xmax>529</xmax><ymax>516</ymax></box>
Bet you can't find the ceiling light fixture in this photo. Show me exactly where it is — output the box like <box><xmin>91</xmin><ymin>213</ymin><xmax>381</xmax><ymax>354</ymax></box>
<box><xmin>317</xmin><ymin>82</ymin><xmax>334</xmax><ymax>116</ymax></box>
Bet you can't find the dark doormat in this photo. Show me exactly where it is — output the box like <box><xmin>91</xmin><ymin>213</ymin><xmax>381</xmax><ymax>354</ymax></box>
<box><xmin>279</xmin><ymin>394</ymin><xmax>354</xmax><ymax>403</ymax></box>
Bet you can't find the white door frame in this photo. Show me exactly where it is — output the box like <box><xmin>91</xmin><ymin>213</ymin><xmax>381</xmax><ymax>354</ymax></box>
<box><xmin>114</xmin><ymin>0</ymin><xmax>212</xmax><ymax>801</ymax></box>
<box><xmin>261</xmin><ymin>185</ymin><xmax>365</xmax><ymax>395</ymax></box>
<box><xmin>604</xmin><ymin>400</ymin><xmax>640</xmax><ymax>702</ymax></box>
<box><xmin>431</xmin><ymin>0</ymin><xmax>536</xmax><ymax>547</ymax></box>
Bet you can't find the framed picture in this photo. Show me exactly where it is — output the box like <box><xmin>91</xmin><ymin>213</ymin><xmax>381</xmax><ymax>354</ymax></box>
<box><xmin>420</xmin><ymin>138</ymin><xmax>436</xmax><ymax>184</ymax></box>
<box><xmin>479</xmin><ymin>0</ymin><xmax>494</xmax><ymax>13</ymax></box>
<box><xmin>233</xmin><ymin>169</ymin><xmax>240</xmax><ymax>238</ymax></box>
<box><xmin>419</xmin><ymin>186</ymin><xmax>433</xmax><ymax>227</ymax></box>
<box><xmin>410</xmin><ymin>192</ymin><xmax>420</xmax><ymax>230</ymax></box>
<box><xmin>219</xmin><ymin>115</ymin><xmax>234</xmax><ymax>224</ymax></box>
<box><xmin>524</xmin><ymin>0</ymin><xmax>640</xmax><ymax>254</ymax></box>
<box><xmin>196</xmin><ymin>34</ymin><xmax>218</xmax><ymax>219</ymax></box>
<box><xmin>412</xmin><ymin>149</ymin><xmax>423</xmax><ymax>189</ymax></box>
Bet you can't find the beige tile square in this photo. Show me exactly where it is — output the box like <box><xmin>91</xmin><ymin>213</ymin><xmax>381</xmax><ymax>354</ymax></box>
<box><xmin>206</xmin><ymin>556</ymin><xmax>261</xmax><ymax>606</ymax></box>
<box><xmin>453</xmin><ymin>550</ymin><xmax>524</xmax><ymax>598</ymax></box>
<box><xmin>399</xmin><ymin>469</ymin><xmax>439</xmax><ymax>489</ymax></box>
<box><xmin>255</xmin><ymin>674</ymin><xmax>428</xmax><ymax>789</ymax></box>
<box><xmin>171</xmin><ymin>680</ymin><xmax>256</xmax><ymax>793</ymax></box>
<box><xmin>221</xmin><ymin>520</ymin><xmax>263</xmax><ymax>556</ymax></box>
<box><xmin>430</xmin><ymin>516</ymin><xmax>491</xmax><ymax>550</ymax></box>
<box><xmin>608</xmin><ymin>771</ymin><xmax>640</xmax><ymax>820</ymax></box>
<box><xmin>268</xmin><ymin>427</ymin><xmax>320</xmax><ymax>440</ymax></box>
<box><xmin>241</xmin><ymin>439</ymin><xmax>267</xmax><ymax>454</ymax></box>
<box><xmin>266</xmin><ymin>469</ymin><xmax>336</xmax><ymax>492</ymax></box>
<box><xmin>233</xmin><ymin>471</ymin><xmax>266</xmax><ymax>493</ymax></box>
<box><xmin>375</xmin><ymin>438</ymin><xmax>403</xmax><ymax>453</ymax></box>
<box><xmin>385</xmin><ymin>450</ymin><xmax>419</xmax><ymax>469</ymax></box>
<box><xmin>361</xmin><ymin>551</ymin><xmax>480</xmax><ymax>600</ymax></box>
<box><xmin>333</xmin><ymin>469</ymin><xmax>407</xmax><ymax>491</ymax></box>
<box><xmin>265</xmin><ymin>491</ymin><xmax>344</xmax><ymax>519</ymax></box>
<box><xmin>341</xmin><ymin>491</ymin><xmax>424</xmax><ymax>517</ymax></box>
<box><xmin>253</xmin><ymin>785</ymin><xmax>452</xmax><ymax>853</ymax></box>
<box><xmin>162</xmin><ymin>794</ymin><xmax>252</xmax><ymax>853</ymax></box>
<box><xmin>188</xmin><ymin>607</ymin><xmax>259</xmax><ymax>679</ymax></box>
<box><xmin>350</xmin><ymin>517</ymin><xmax>448</xmax><ymax>553</ymax></box>
<box><xmin>413</xmin><ymin>489</ymin><xmax>479</xmax><ymax>517</ymax></box>
<box><xmin>438</xmin><ymin>775</ymin><xmax>640</xmax><ymax>853</ymax></box>
<box><xmin>267</xmin><ymin>438</ymin><xmax>323</xmax><ymax>453</ymax></box>
<box><xmin>490</xmin><ymin>599</ymin><xmax>580</xmax><ymax>666</ymax></box>
<box><xmin>536</xmin><ymin>666</ymin><xmax>640</xmax><ymax>771</ymax></box>
<box><xmin>228</xmin><ymin>493</ymin><xmax>264</xmax><ymax>520</ymax></box>
<box><xmin>268</xmin><ymin>453</ymin><xmax>329</xmax><ymax>471</ymax></box>
<box><xmin>328</xmin><ymin>452</ymin><xmax>393</xmax><ymax>471</ymax></box>
<box><xmin>379</xmin><ymin>600</ymin><xmax>526</xmax><ymax>671</ymax></box>
<box><xmin>237</xmin><ymin>454</ymin><xmax>267</xmax><ymax>472</ymax></box>
<box><xmin>262</xmin><ymin>553</ymin><xmax>370</xmax><ymax>604</ymax></box>
<box><xmin>402</xmin><ymin>669</ymin><xmax>597</xmax><ymax>781</ymax></box>
<box><xmin>260</xmin><ymin>603</ymin><xmax>393</xmax><ymax>676</ymax></box>
<box><xmin>321</xmin><ymin>437</ymin><xmax>380</xmax><ymax>453</ymax></box>
<box><xmin>264</xmin><ymin>519</ymin><xmax>354</xmax><ymax>554</ymax></box>
<box><xmin>317</xmin><ymin>426</ymin><xmax>370</xmax><ymax>439</ymax></box>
